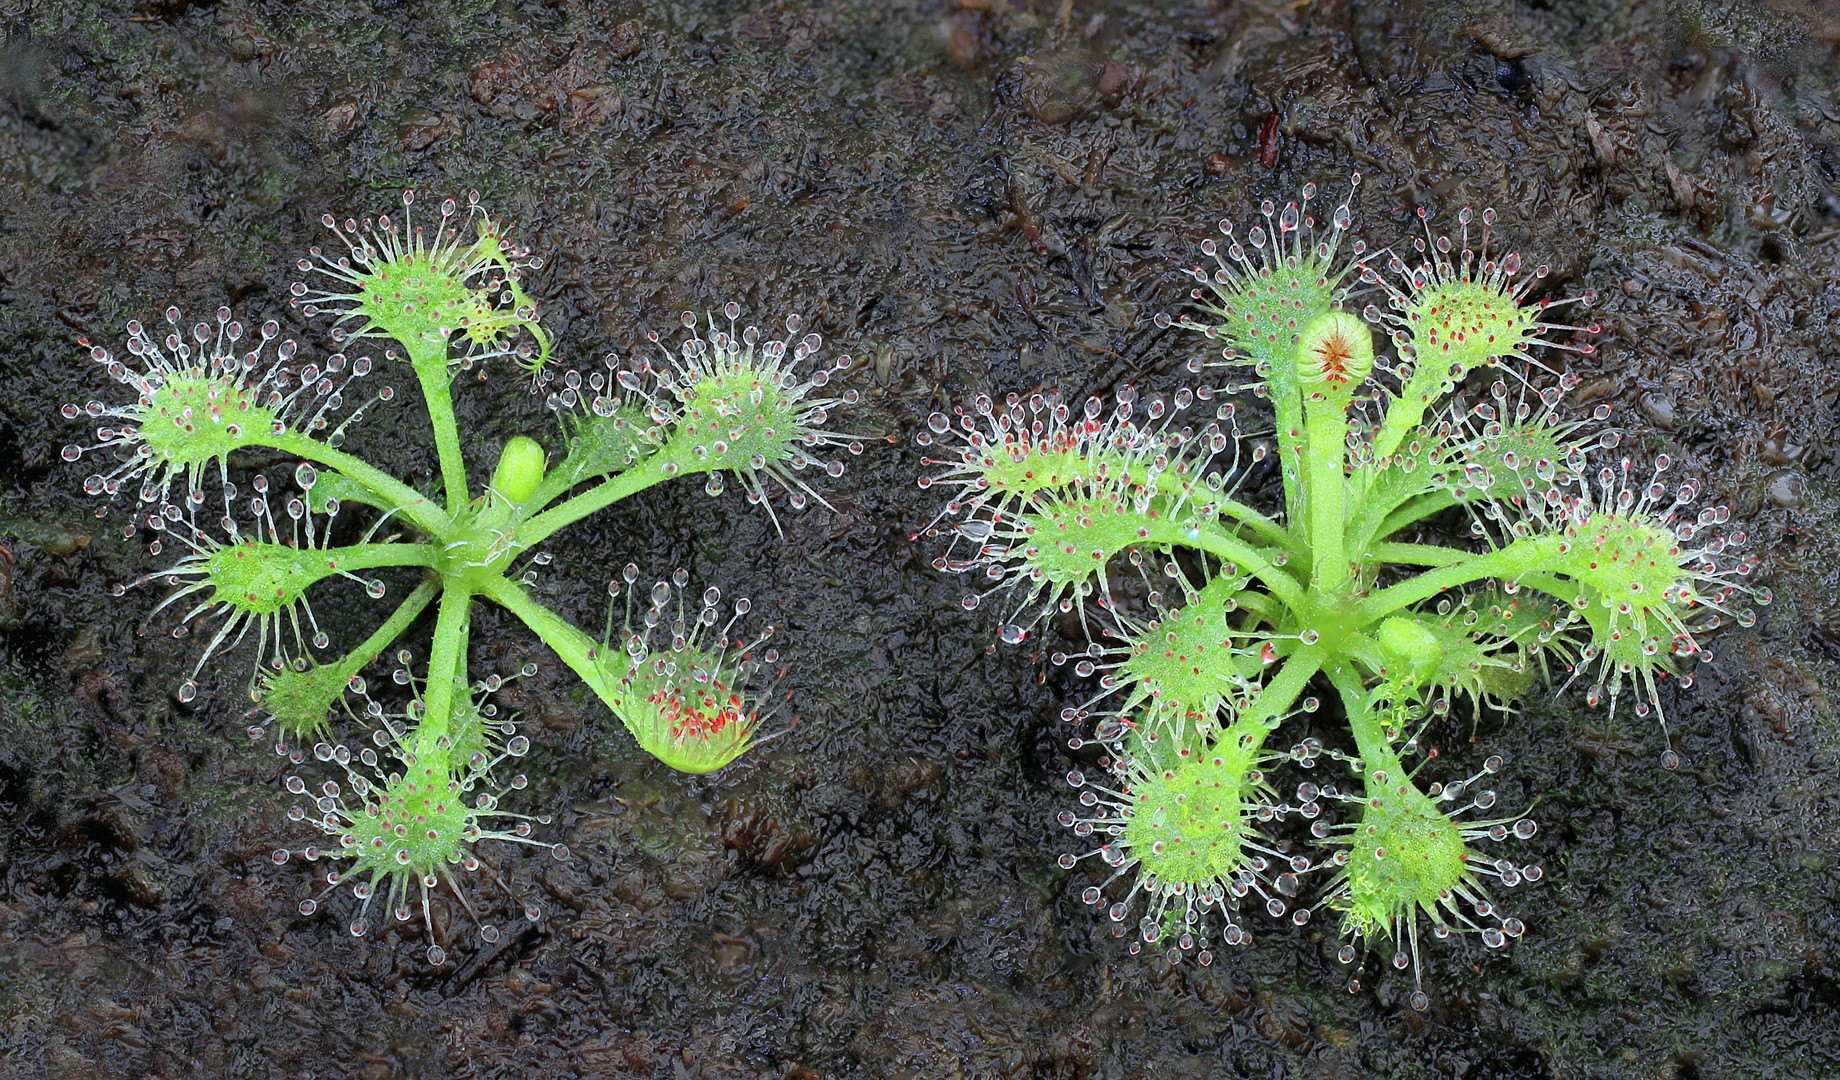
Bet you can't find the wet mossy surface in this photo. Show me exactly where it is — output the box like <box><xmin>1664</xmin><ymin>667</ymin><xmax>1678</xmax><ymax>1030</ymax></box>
<box><xmin>2</xmin><ymin>1</ymin><xmax>1839</xmax><ymax>1077</ymax></box>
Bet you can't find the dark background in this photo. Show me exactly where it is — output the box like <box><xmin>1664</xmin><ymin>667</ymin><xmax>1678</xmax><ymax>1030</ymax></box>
<box><xmin>2</xmin><ymin>1</ymin><xmax>1838</xmax><ymax>1077</ymax></box>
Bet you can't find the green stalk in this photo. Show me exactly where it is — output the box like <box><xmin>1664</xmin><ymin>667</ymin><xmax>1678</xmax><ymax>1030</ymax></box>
<box><xmin>323</xmin><ymin>543</ymin><xmax>441</xmax><ymax>573</ymax></box>
<box><xmin>1369</xmin><ymin>369</ymin><xmax>1450</xmax><ymax>465</ymax></box>
<box><xmin>1364</xmin><ymin>541</ymin><xmax>1469</xmax><ymax>568</ymax></box>
<box><xmin>524</xmin><ymin>455</ymin><xmax>598</xmax><ymax>516</ymax></box>
<box><xmin>1327</xmin><ymin>662</ymin><xmax>1400</xmax><ymax>774</ymax></box>
<box><xmin>416</xmin><ymin>582</ymin><xmax>471</xmax><ymax>758</ymax></box>
<box><xmin>1236</xmin><ymin>646</ymin><xmax>1323</xmax><ymax>729</ymax></box>
<box><xmin>406</xmin><ymin>338</ymin><xmax>472</xmax><ymax>516</ymax></box>
<box><xmin>268</xmin><ymin>433</ymin><xmax>450</xmax><ymax>536</ymax></box>
<box><xmin>1204</xmin><ymin>648</ymin><xmax>1324</xmax><ymax>771</ymax></box>
<box><xmin>1157</xmin><ymin>521</ymin><xmax>1306</xmax><ymax>613</ymax></box>
<box><xmin>331</xmin><ymin>577</ymin><xmax>440</xmax><ymax>678</ymax></box>
<box><xmin>1231</xmin><ymin>589</ymin><xmax>1278</xmax><ymax>623</ymax></box>
<box><xmin>1370</xmin><ymin>490</ymin><xmax>1460</xmax><ymax>543</ymax></box>
<box><xmin>1267</xmin><ymin>360</ymin><xmax>1307</xmax><ymax>521</ymax></box>
<box><xmin>1362</xmin><ymin>535</ymin><xmax>1560</xmax><ymax>621</ymax></box>
<box><xmin>1304</xmin><ymin>398</ymin><xmax>1350</xmax><ymax>589</ymax></box>
<box><xmin>477</xmin><ymin>575</ymin><xmax>618</xmax><ymax>707</ymax></box>
<box><xmin>518</xmin><ymin>458</ymin><xmax>672</xmax><ymax>548</ymax></box>
<box><xmin>1211</xmin><ymin>497</ymin><xmax>1293</xmax><ymax>550</ymax></box>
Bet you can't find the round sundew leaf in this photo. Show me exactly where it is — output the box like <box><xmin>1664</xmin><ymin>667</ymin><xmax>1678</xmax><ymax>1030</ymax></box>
<box><xmin>1195</xmin><ymin>250</ymin><xmax>1345</xmax><ymax>373</ymax></box>
<box><xmin>918</xmin><ymin>387</ymin><xmax>1227</xmax><ymax>527</ymax></box>
<box><xmin>595</xmin><ymin>642</ymin><xmax>760</xmax><ymax>774</ymax></box>
<box><xmin>1011</xmin><ymin>482</ymin><xmax>1169</xmax><ymax>593</ymax></box>
<box><xmin>1118</xmin><ymin>732</ymin><xmax>1264</xmax><ymax>894</ymax></box>
<box><xmin>1445</xmin><ymin>416</ymin><xmax>1579</xmax><ymax>508</ymax></box>
<box><xmin>559</xmin><ymin>400</ymin><xmax>661</xmax><ymax>479</ymax></box>
<box><xmin>351</xmin><ymin>219</ymin><xmax>537</xmax><ymax>356</ymax></box>
<box><xmin>1545</xmin><ymin>512</ymin><xmax>1698</xmax><ymax>687</ymax></box>
<box><xmin>1334</xmin><ymin>774</ymin><xmax>1469</xmax><ymax>942</ymax></box>
<box><xmin>139</xmin><ymin>366</ymin><xmax>286</xmax><ymax>469</ymax></box>
<box><xmin>661</xmin><ymin>361</ymin><xmax>805</xmax><ymax>474</ymax></box>
<box><xmin>1115</xmin><ymin>574</ymin><xmax>1248</xmax><ymax>732</ymax></box>
<box><xmin>336</xmin><ymin>761</ymin><xmax>479</xmax><ymax>878</ymax></box>
<box><xmin>1552</xmin><ymin>511</ymin><xmax>1692</xmax><ymax>606</ymax></box>
<box><xmin>1405</xmin><ymin>275</ymin><xmax>1539</xmax><ymax>378</ymax></box>
<box><xmin>200</xmin><ymin>539</ymin><xmax>345</xmax><ymax>616</ymax></box>
<box><xmin>295</xmin><ymin>202</ymin><xmax>551</xmax><ymax>373</ymax></box>
<box><xmin>257</xmin><ymin>662</ymin><xmax>350</xmax><ymax>739</ymax></box>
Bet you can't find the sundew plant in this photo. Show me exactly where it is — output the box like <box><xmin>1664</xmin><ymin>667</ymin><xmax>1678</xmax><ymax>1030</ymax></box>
<box><xmin>63</xmin><ymin>191</ymin><xmax>864</xmax><ymax>963</ymax></box>
<box><xmin>918</xmin><ymin>178</ymin><xmax>1768</xmax><ymax>1008</ymax></box>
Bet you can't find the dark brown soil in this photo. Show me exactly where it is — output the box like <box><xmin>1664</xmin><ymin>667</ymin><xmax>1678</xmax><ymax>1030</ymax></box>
<box><xmin>2</xmin><ymin>1</ymin><xmax>1838</xmax><ymax>1077</ymax></box>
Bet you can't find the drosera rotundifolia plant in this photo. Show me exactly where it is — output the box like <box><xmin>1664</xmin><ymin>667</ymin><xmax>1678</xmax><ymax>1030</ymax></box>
<box><xmin>62</xmin><ymin>190</ymin><xmax>868</xmax><ymax>963</ymax></box>
<box><xmin>918</xmin><ymin>177</ymin><xmax>1769</xmax><ymax>1009</ymax></box>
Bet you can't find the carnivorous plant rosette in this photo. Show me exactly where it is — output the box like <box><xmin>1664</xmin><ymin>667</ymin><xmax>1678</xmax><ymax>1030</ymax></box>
<box><xmin>918</xmin><ymin>178</ymin><xmax>1767</xmax><ymax>1008</ymax></box>
<box><xmin>64</xmin><ymin>190</ymin><xmax>867</xmax><ymax>961</ymax></box>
